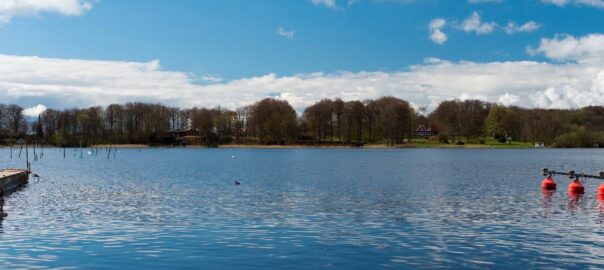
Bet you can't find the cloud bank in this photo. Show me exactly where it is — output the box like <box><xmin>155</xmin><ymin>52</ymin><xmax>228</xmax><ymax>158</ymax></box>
<box><xmin>528</xmin><ymin>33</ymin><xmax>604</xmax><ymax>63</ymax></box>
<box><xmin>1</xmin><ymin>34</ymin><xmax>604</xmax><ymax>112</ymax></box>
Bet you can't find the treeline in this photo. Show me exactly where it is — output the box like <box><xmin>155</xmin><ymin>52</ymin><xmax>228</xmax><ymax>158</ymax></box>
<box><xmin>432</xmin><ymin>100</ymin><xmax>604</xmax><ymax>147</ymax></box>
<box><xmin>0</xmin><ymin>97</ymin><xmax>604</xmax><ymax>147</ymax></box>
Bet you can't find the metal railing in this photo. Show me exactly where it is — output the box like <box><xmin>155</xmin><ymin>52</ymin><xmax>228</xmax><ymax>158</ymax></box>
<box><xmin>542</xmin><ymin>168</ymin><xmax>604</xmax><ymax>180</ymax></box>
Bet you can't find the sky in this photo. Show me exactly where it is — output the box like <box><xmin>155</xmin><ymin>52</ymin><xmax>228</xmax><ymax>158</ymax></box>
<box><xmin>1</xmin><ymin>0</ymin><xmax>604</xmax><ymax>116</ymax></box>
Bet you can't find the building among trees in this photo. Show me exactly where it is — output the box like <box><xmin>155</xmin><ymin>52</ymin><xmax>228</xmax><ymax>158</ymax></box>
<box><xmin>410</xmin><ymin>125</ymin><xmax>435</xmax><ymax>138</ymax></box>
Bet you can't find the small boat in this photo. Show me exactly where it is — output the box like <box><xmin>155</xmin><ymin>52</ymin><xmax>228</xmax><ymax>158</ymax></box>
<box><xmin>0</xmin><ymin>169</ymin><xmax>29</xmax><ymax>196</ymax></box>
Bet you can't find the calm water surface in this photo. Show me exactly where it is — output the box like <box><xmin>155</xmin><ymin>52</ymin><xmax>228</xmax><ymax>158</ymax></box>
<box><xmin>0</xmin><ymin>148</ymin><xmax>603</xmax><ymax>269</ymax></box>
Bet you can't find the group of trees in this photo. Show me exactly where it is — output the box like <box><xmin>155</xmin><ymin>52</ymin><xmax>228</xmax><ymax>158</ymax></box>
<box><xmin>0</xmin><ymin>104</ymin><xmax>27</xmax><ymax>139</ymax></box>
<box><xmin>29</xmin><ymin>99</ymin><xmax>299</xmax><ymax>146</ymax></box>
<box><xmin>431</xmin><ymin>100</ymin><xmax>604</xmax><ymax>147</ymax></box>
<box><xmin>303</xmin><ymin>97</ymin><xmax>414</xmax><ymax>145</ymax></box>
<box><xmin>1</xmin><ymin>96</ymin><xmax>604</xmax><ymax>147</ymax></box>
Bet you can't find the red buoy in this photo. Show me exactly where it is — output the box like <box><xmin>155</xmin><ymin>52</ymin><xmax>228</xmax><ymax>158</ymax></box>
<box><xmin>541</xmin><ymin>176</ymin><xmax>557</xmax><ymax>190</ymax></box>
<box><xmin>568</xmin><ymin>178</ymin><xmax>585</xmax><ymax>194</ymax></box>
<box><xmin>598</xmin><ymin>183</ymin><xmax>604</xmax><ymax>196</ymax></box>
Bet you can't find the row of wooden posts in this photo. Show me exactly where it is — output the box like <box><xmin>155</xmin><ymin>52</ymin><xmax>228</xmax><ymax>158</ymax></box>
<box><xmin>9</xmin><ymin>140</ymin><xmax>126</xmax><ymax>172</ymax></box>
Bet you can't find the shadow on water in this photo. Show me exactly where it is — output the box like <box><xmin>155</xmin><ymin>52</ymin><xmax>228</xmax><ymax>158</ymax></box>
<box><xmin>0</xmin><ymin>183</ymin><xmax>29</xmax><ymax>229</ymax></box>
<box><xmin>3</xmin><ymin>183</ymin><xmax>29</xmax><ymax>197</ymax></box>
<box><xmin>0</xmin><ymin>195</ymin><xmax>3</xmax><ymax>219</ymax></box>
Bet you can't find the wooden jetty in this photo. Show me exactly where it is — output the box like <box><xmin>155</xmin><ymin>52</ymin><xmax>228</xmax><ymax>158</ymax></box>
<box><xmin>0</xmin><ymin>169</ymin><xmax>29</xmax><ymax>195</ymax></box>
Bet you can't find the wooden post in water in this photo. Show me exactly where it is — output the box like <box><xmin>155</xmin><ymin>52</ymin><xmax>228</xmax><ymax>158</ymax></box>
<box><xmin>25</xmin><ymin>143</ymin><xmax>29</xmax><ymax>171</ymax></box>
<box><xmin>107</xmin><ymin>145</ymin><xmax>111</xmax><ymax>159</ymax></box>
<box><xmin>18</xmin><ymin>144</ymin><xmax>22</xmax><ymax>158</ymax></box>
<box><xmin>80</xmin><ymin>141</ymin><xmax>83</xmax><ymax>159</ymax></box>
<box><xmin>63</xmin><ymin>146</ymin><xmax>66</xmax><ymax>158</ymax></box>
<box><xmin>10</xmin><ymin>146</ymin><xmax>12</xmax><ymax>159</ymax></box>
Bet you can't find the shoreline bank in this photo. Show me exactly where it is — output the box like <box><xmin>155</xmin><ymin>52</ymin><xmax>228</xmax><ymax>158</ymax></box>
<box><xmin>0</xmin><ymin>143</ymin><xmax>545</xmax><ymax>149</ymax></box>
<box><xmin>85</xmin><ymin>143</ymin><xmax>537</xmax><ymax>149</ymax></box>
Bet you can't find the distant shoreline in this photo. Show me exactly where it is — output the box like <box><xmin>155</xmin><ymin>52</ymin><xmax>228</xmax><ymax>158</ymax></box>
<box><xmin>0</xmin><ymin>143</ymin><xmax>544</xmax><ymax>149</ymax></box>
<box><xmin>217</xmin><ymin>144</ymin><xmax>533</xmax><ymax>149</ymax></box>
<box><xmin>0</xmin><ymin>143</ymin><xmax>555</xmax><ymax>149</ymax></box>
<box><xmin>79</xmin><ymin>143</ymin><xmax>538</xmax><ymax>149</ymax></box>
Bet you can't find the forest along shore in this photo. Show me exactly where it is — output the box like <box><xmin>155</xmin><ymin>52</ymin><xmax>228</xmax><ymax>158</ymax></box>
<box><xmin>1</xmin><ymin>140</ymin><xmax>535</xmax><ymax>149</ymax></box>
<box><xmin>1</xmin><ymin>96</ymin><xmax>602</xmax><ymax>149</ymax></box>
<box><xmin>91</xmin><ymin>139</ymin><xmax>534</xmax><ymax>149</ymax></box>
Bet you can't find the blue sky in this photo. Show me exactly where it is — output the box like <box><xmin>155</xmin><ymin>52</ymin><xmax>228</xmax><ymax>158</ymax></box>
<box><xmin>1</xmin><ymin>0</ymin><xmax>604</xmax><ymax>115</ymax></box>
<box><xmin>3</xmin><ymin>0</ymin><xmax>602</xmax><ymax>78</ymax></box>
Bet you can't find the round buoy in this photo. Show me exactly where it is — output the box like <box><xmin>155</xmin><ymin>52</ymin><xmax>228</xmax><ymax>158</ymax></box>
<box><xmin>541</xmin><ymin>176</ymin><xmax>557</xmax><ymax>190</ymax></box>
<box><xmin>598</xmin><ymin>183</ymin><xmax>604</xmax><ymax>196</ymax></box>
<box><xmin>568</xmin><ymin>178</ymin><xmax>585</xmax><ymax>194</ymax></box>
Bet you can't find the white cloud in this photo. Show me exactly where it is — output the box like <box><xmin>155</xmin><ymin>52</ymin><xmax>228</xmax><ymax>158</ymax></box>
<box><xmin>542</xmin><ymin>0</ymin><xmax>569</xmax><ymax>5</ymax></box>
<box><xmin>468</xmin><ymin>0</ymin><xmax>503</xmax><ymax>3</ymax></box>
<box><xmin>578</xmin><ymin>0</ymin><xmax>604</xmax><ymax>7</ymax></box>
<box><xmin>0</xmin><ymin>0</ymin><xmax>94</xmax><ymax>23</ymax></box>
<box><xmin>276</xmin><ymin>27</ymin><xmax>295</xmax><ymax>39</ymax></box>
<box><xmin>505</xmin><ymin>21</ymin><xmax>540</xmax><ymax>34</ymax></box>
<box><xmin>428</xmin><ymin>18</ymin><xmax>447</xmax><ymax>45</ymax></box>
<box><xmin>311</xmin><ymin>0</ymin><xmax>338</xmax><ymax>9</ymax></box>
<box><xmin>528</xmin><ymin>33</ymin><xmax>604</xmax><ymax>62</ymax></box>
<box><xmin>347</xmin><ymin>0</ymin><xmax>360</xmax><ymax>7</ymax></box>
<box><xmin>23</xmin><ymin>104</ymin><xmax>47</xmax><ymax>117</ymax></box>
<box><xmin>200</xmin><ymin>75</ymin><xmax>222</xmax><ymax>83</ymax></box>
<box><xmin>459</xmin><ymin>12</ymin><xmax>540</xmax><ymax>36</ymax></box>
<box><xmin>461</xmin><ymin>12</ymin><xmax>496</xmax><ymax>34</ymax></box>
<box><xmin>1</xmin><ymin>33</ymin><xmax>604</xmax><ymax>111</ymax></box>
<box><xmin>498</xmin><ymin>93</ymin><xmax>520</xmax><ymax>106</ymax></box>
<box><xmin>542</xmin><ymin>0</ymin><xmax>604</xmax><ymax>8</ymax></box>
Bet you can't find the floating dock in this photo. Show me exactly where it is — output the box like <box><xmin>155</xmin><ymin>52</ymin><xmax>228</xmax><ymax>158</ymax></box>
<box><xmin>0</xmin><ymin>169</ymin><xmax>29</xmax><ymax>195</ymax></box>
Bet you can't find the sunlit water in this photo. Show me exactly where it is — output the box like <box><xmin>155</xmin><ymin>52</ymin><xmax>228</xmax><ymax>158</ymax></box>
<box><xmin>0</xmin><ymin>148</ymin><xmax>603</xmax><ymax>269</ymax></box>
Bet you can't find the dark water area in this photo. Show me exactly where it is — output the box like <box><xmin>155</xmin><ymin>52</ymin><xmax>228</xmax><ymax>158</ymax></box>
<box><xmin>0</xmin><ymin>148</ymin><xmax>603</xmax><ymax>269</ymax></box>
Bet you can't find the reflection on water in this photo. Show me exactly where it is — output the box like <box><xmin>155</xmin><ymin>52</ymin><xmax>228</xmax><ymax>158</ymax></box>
<box><xmin>0</xmin><ymin>148</ymin><xmax>603</xmax><ymax>269</ymax></box>
<box><xmin>0</xmin><ymin>191</ymin><xmax>5</xmax><ymax>226</ymax></box>
<box><xmin>568</xmin><ymin>192</ymin><xmax>584</xmax><ymax>213</ymax></box>
<box><xmin>541</xmin><ymin>190</ymin><xmax>555</xmax><ymax>209</ymax></box>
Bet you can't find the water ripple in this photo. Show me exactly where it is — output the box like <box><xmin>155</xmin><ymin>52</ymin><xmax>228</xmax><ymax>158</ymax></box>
<box><xmin>0</xmin><ymin>148</ymin><xmax>603</xmax><ymax>269</ymax></box>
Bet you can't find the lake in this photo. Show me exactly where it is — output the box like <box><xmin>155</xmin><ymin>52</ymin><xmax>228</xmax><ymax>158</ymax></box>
<box><xmin>0</xmin><ymin>148</ymin><xmax>603</xmax><ymax>269</ymax></box>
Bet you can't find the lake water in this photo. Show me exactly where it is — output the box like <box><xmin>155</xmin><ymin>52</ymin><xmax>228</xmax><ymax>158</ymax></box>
<box><xmin>0</xmin><ymin>148</ymin><xmax>604</xmax><ymax>269</ymax></box>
